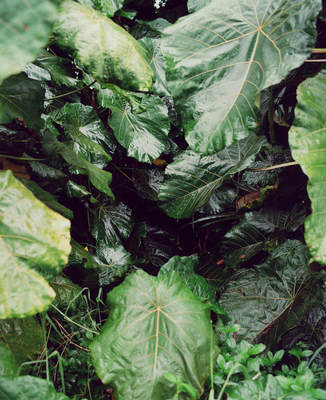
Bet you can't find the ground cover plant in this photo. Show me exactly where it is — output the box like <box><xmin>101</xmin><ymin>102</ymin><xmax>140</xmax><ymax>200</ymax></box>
<box><xmin>2</xmin><ymin>0</ymin><xmax>326</xmax><ymax>398</ymax></box>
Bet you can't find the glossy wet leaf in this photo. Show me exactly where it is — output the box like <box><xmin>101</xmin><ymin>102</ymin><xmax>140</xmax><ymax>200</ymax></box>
<box><xmin>220</xmin><ymin>205</ymin><xmax>306</xmax><ymax>267</ymax></box>
<box><xmin>99</xmin><ymin>86</ymin><xmax>170</xmax><ymax>163</ymax></box>
<box><xmin>0</xmin><ymin>376</ymin><xmax>70</xmax><ymax>400</ymax></box>
<box><xmin>289</xmin><ymin>70</ymin><xmax>326</xmax><ymax>265</ymax></box>
<box><xmin>0</xmin><ymin>0</ymin><xmax>58</xmax><ymax>83</ymax></box>
<box><xmin>0</xmin><ymin>343</ymin><xmax>18</xmax><ymax>377</ymax></box>
<box><xmin>92</xmin><ymin>0</ymin><xmax>126</xmax><ymax>17</ymax></box>
<box><xmin>158</xmin><ymin>134</ymin><xmax>266</xmax><ymax>219</ymax></box>
<box><xmin>219</xmin><ymin>240</ymin><xmax>323</xmax><ymax>343</ymax></box>
<box><xmin>0</xmin><ymin>170</ymin><xmax>71</xmax><ymax>318</ymax></box>
<box><xmin>162</xmin><ymin>0</ymin><xmax>320</xmax><ymax>154</ymax></box>
<box><xmin>54</xmin><ymin>0</ymin><xmax>153</xmax><ymax>90</ymax></box>
<box><xmin>159</xmin><ymin>255</ymin><xmax>216</xmax><ymax>303</ymax></box>
<box><xmin>0</xmin><ymin>73</ymin><xmax>45</xmax><ymax>130</ymax></box>
<box><xmin>90</xmin><ymin>270</ymin><xmax>217</xmax><ymax>400</ymax></box>
<box><xmin>42</xmin><ymin>123</ymin><xmax>114</xmax><ymax>199</ymax></box>
<box><xmin>0</xmin><ymin>317</ymin><xmax>43</xmax><ymax>364</ymax></box>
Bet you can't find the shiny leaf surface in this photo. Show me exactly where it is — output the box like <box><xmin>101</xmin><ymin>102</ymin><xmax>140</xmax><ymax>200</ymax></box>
<box><xmin>0</xmin><ymin>170</ymin><xmax>71</xmax><ymax>318</ymax></box>
<box><xmin>0</xmin><ymin>73</ymin><xmax>45</xmax><ymax>130</ymax></box>
<box><xmin>219</xmin><ymin>240</ymin><xmax>323</xmax><ymax>343</ymax></box>
<box><xmin>92</xmin><ymin>0</ymin><xmax>126</xmax><ymax>17</ymax></box>
<box><xmin>289</xmin><ymin>70</ymin><xmax>326</xmax><ymax>264</ymax></box>
<box><xmin>158</xmin><ymin>134</ymin><xmax>266</xmax><ymax>218</ymax></box>
<box><xmin>0</xmin><ymin>0</ymin><xmax>57</xmax><ymax>83</ymax></box>
<box><xmin>90</xmin><ymin>270</ymin><xmax>217</xmax><ymax>400</ymax></box>
<box><xmin>162</xmin><ymin>0</ymin><xmax>320</xmax><ymax>154</ymax></box>
<box><xmin>159</xmin><ymin>255</ymin><xmax>216</xmax><ymax>303</ymax></box>
<box><xmin>54</xmin><ymin>0</ymin><xmax>153</xmax><ymax>90</ymax></box>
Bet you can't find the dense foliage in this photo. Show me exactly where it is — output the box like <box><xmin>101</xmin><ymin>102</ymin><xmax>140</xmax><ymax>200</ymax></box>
<box><xmin>2</xmin><ymin>0</ymin><xmax>326</xmax><ymax>398</ymax></box>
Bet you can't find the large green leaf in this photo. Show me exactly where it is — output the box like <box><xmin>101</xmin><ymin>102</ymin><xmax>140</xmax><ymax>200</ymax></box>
<box><xmin>0</xmin><ymin>73</ymin><xmax>45</xmax><ymax>130</ymax></box>
<box><xmin>98</xmin><ymin>84</ymin><xmax>170</xmax><ymax>163</ymax></box>
<box><xmin>219</xmin><ymin>240</ymin><xmax>323</xmax><ymax>344</ymax></box>
<box><xmin>0</xmin><ymin>170</ymin><xmax>71</xmax><ymax>318</ymax></box>
<box><xmin>158</xmin><ymin>255</ymin><xmax>216</xmax><ymax>303</ymax></box>
<box><xmin>90</xmin><ymin>270</ymin><xmax>217</xmax><ymax>400</ymax></box>
<box><xmin>289</xmin><ymin>70</ymin><xmax>326</xmax><ymax>265</ymax></box>
<box><xmin>220</xmin><ymin>205</ymin><xmax>306</xmax><ymax>267</ymax></box>
<box><xmin>0</xmin><ymin>343</ymin><xmax>18</xmax><ymax>377</ymax></box>
<box><xmin>54</xmin><ymin>0</ymin><xmax>153</xmax><ymax>91</ymax></box>
<box><xmin>0</xmin><ymin>376</ymin><xmax>70</xmax><ymax>400</ymax></box>
<box><xmin>0</xmin><ymin>0</ymin><xmax>57</xmax><ymax>83</ymax></box>
<box><xmin>158</xmin><ymin>134</ymin><xmax>266</xmax><ymax>219</ymax></box>
<box><xmin>0</xmin><ymin>317</ymin><xmax>43</xmax><ymax>364</ymax></box>
<box><xmin>162</xmin><ymin>0</ymin><xmax>320</xmax><ymax>154</ymax></box>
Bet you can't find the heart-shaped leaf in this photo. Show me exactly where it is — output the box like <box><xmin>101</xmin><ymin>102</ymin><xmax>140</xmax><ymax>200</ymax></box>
<box><xmin>90</xmin><ymin>270</ymin><xmax>217</xmax><ymax>400</ymax></box>
<box><xmin>0</xmin><ymin>170</ymin><xmax>71</xmax><ymax>318</ymax></box>
<box><xmin>289</xmin><ymin>70</ymin><xmax>326</xmax><ymax>264</ymax></box>
<box><xmin>219</xmin><ymin>240</ymin><xmax>323</xmax><ymax>343</ymax></box>
<box><xmin>162</xmin><ymin>0</ymin><xmax>320</xmax><ymax>154</ymax></box>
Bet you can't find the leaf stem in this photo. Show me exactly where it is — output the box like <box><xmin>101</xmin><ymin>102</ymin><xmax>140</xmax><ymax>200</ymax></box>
<box><xmin>216</xmin><ymin>363</ymin><xmax>239</xmax><ymax>400</ymax></box>
<box><xmin>248</xmin><ymin>161</ymin><xmax>299</xmax><ymax>172</ymax></box>
<box><xmin>0</xmin><ymin>154</ymin><xmax>46</xmax><ymax>161</ymax></box>
<box><xmin>45</xmin><ymin>80</ymin><xmax>96</xmax><ymax>101</ymax></box>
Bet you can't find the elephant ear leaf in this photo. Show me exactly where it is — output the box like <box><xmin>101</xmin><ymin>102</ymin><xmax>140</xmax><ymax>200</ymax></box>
<box><xmin>289</xmin><ymin>70</ymin><xmax>326</xmax><ymax>265</ymax></box>
<box><xmin>0</xmin><ymin>170</ymin><xmax>71</xmax><ymax>318</ymax></box>
<box><xmin>0</xmin><ymin>0</ymin><xmax>58</xmax><ymax>84</ymax></box>
<box><xmin>54</xmin><ymin>0</ymin><xmax>153</xmax><ymax>91</ymax></box>
<box><xmin>90</xmin><ymin>270</ymin><xmax>218</xmax><ymax>400</ymax></box>
<box><xmin>162</xmin><ymin>0</ymin><xmax>320</xmax><ymax>154</ymax></box>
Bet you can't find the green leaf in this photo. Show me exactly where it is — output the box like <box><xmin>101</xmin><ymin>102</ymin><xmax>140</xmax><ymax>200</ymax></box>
<box><xmin>99</xmin><ymin>86</ymin><xmax>170</xmax><ymax>163</ymax></box>
<box><xmin>50</xmin><ymin>275</ymin><xmax>84</xmax><ymax>313</ymax></box>
<box><xmin>220</xmin><ymin>205</ymin><xmax>306</xmax><ymax>267</ymax></box>
<box><xmin>90</xmin><ymin>270</ymin><xmax>218</xmax><ymax>400</ymax></box>
<box><xmin>92</xmin><ymin>0</ymin><xmax>126</xmax><ymax>17</ymax></box>
<box><xmin>162</xmin><ymin>0</ymin><xmax>320</xmax><ymax>154</ymax></box>
<box><xmin>0</xmin><ymin>317</ymin><xmax>43</xmax><ymax>364</ymax></box>
<box><xmin>0</xmin><ymin>376</ymin><xmax>70</xmax><ymax>400</ymax></box>
<box><xmin>158</xmin><ymin>134</ymin><xmax>266</xmax><ymax>219</ymax></box>
<box><xmin>219</xmin><ymin>240</ymin><xmax>323</xmax><ymax>343</ymax></box>
<box><xmin>47</xmin><ymin>103</ymin><xmax>114</xmax><ymax>167</ymax></box>
<box><xmin>20</xmin><ymin>178</ymin><xmax>73</xmax><ymax>219</ymax></box>
<box><xmin>0</xmin><ymin>0</ymin><xmax>58</xmax><ymax>83</ymax></box>
<box><xmin>289</xmin><ymin>70</ymin><xmax>326</xmax><ymax>265</ymax></box>
<box><xmin>187</xmin><ymin>0</ymin><xmax>210</xmax><ymax>13</ymax></box>
<box><xmin>0</xmin><ymin>343</ymin><xmax>18</xmax><ymax>377</ymax></box>
<box><xmin>159</xmin><ymin>255</ymin><xmax>216</xmax><ymax>303</ymax></box>
<box><xmin>0</xmin><ymin>73</ymin><xmax>45</xmax><ymax>130</ymax></box>
<box><xmin>54</xmin><ymin>0</ymin><xmax>153</xmax><ymax>91</ymax></box>
<box><xmin>0</xmin><ymin>170</ymin><xmax>71</xmax><ymax>318</ymax></box>
<box><xmin>42</xmin><ymin>123</ymin><xmax>114</xmax><ymax>199</ymax></box>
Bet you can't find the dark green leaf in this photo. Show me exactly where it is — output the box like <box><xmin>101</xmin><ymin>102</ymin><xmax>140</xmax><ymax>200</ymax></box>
<box><xmin>159</xmin><ymin>255</ymin><xmax>216</xmax><ymax>303</ymax></box>
<box><xmin>0</xmin><ymin>343</ymin><xmax>18</xmax><ymax>377</ymax></box>
<box><xmin>0</xmin><ymin>376</ymin><xmax>70</xmax><ymax>400</ymax></box>
<box><xmin>219</xmin><ymin>240</ymin><xmax>323</xmax><ymax>343</ymax></box>
<box><xmin>90</xmin><ymin>270</ymin><xmax>218</xmax><ymax>400</ymax></box>
<box><xmin>99</xmin><ymin>86</ymin><xmax>170</xmax><ymax>163</ymax></box>
<box><xmin>0</xmin><ymin>73</ymin><xmax>45</xmax><ymax>130</ymax></box>
<box><xmin>0</xmin><ymin>170</ymin><xmax>71</xmax><ymax>318</ymax></box>
<box><xmin>0</xmin><ymin>0</ymin><xmax>58</xmax><ymax>83</ymax></box>
<box><xmin>20</xmin><ymin>178</ymin><xmax>73</xmax><ymax>219</ymax></box>
<box><xmin>0</xmin><ymin>317</ymin><xmax>43</xmax><ymax>364</ymax></box>
<box><xmin>50</xmin><ymin>275</ymin><xmax>84</xmax><ymax>313</ymax></box>
<box><xmin>158</xmin><ymin>134</ymin><xmax>266</xmax><ymax>219</ymax></box>
<box><xmin>289</xmin><ymin>70</ymin><xmax>326</xmax><ymax>264</ymax></box>
<box><xmin>54</xmin><ymin>0</ymin><xmax>153</xmax><ymax>90</ymax></box>
<box><xmin>220</xmin><ymin>205</ymin><xmax>306</xmax><ymax>267</ymax></box>
<box><xmin>162</xmin><ymin>0</ymin><xmax>320</xmax><ymax>154</ymax></box>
